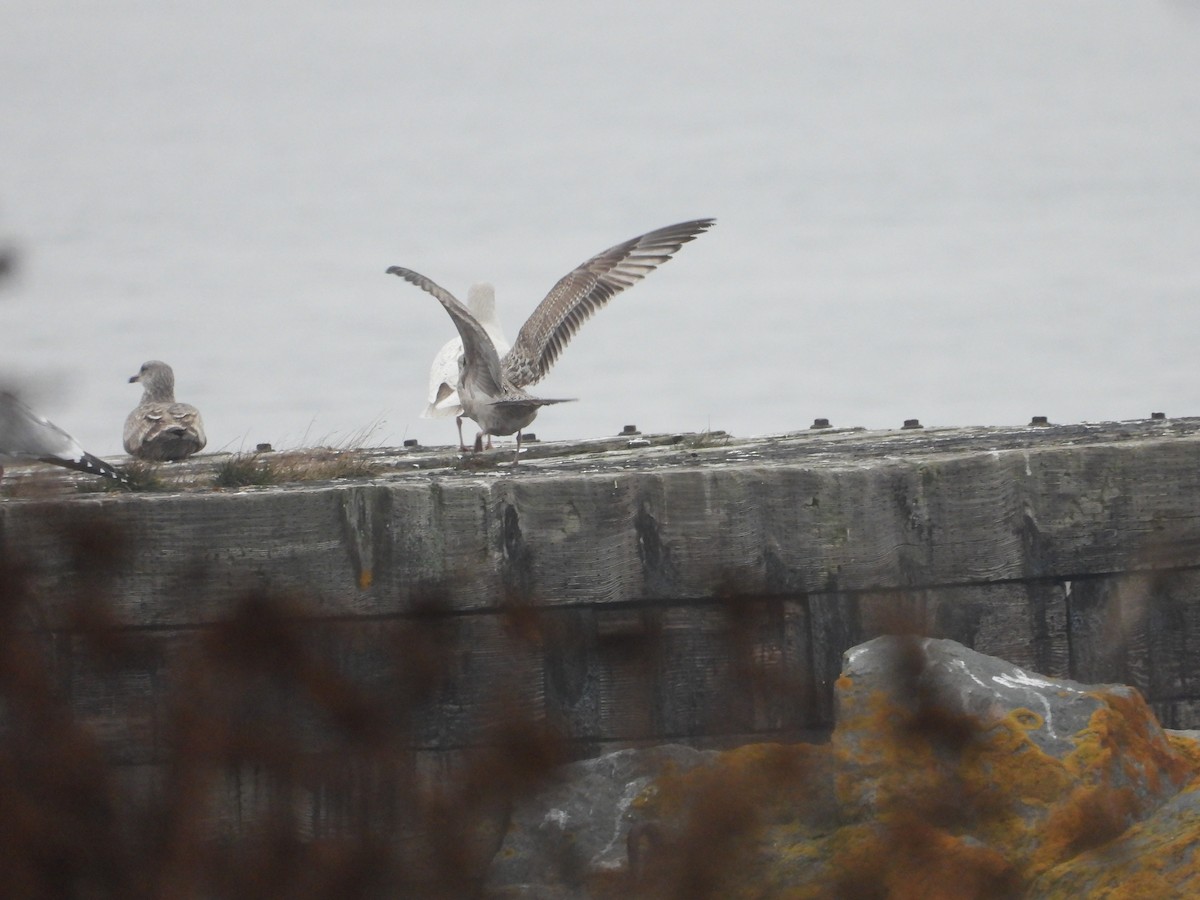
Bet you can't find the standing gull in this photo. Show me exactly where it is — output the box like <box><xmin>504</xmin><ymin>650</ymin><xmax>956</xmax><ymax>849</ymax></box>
<box><xmin>124</xmin><ymin>360</ymin><xmax>206</xmax><ymax>461</ymax></box>
<box><xmin>422</xmin><ymin>282</ymin><xmax>510</xmax><ymax>449</ymax></box>
<box><xmin>0</xmin><ymin>392</ymin><xmax>127</xmax><ymax>484</ymax></box>
<box><xmin>388</xmin><ymin>218</ymin><xmax>715</xmax><ymax>462</ymax></box>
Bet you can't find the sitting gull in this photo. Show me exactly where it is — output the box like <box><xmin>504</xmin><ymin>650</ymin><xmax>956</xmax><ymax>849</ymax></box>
<box><xmin>124</xmin><ymin>360</ymin><xmax>206</xmax><ymax>461</ymax></box>
<box><xmin>387</xmin><ymin>217</ymin><xmax>715</xmax><ymax>462</ymax></box>
<box><xmin>0</xmin><ymin>391</ymin><xmax>127</xmax><ymax>483</ymax></box>
<box><xmin>422</xmin><ymin>282</ymin><xmax>510</xmax><ymax>449</ymax></box>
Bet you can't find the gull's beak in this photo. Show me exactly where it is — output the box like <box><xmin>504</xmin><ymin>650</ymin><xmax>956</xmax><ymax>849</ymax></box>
<box><xmin>128</xmin><ymin>375</ymin><xmax>140</xmax><ymax>384</ymax></box>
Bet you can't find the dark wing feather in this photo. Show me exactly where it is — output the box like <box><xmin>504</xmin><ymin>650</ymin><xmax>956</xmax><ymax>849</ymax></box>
<box><xmin>502</xmin><ymin>218</ymin><xmax>715</xmax><ymax>388</ymax></box>
<box><xmin>40</xmin><ymin>451</ymin><xmax>128</xmax><ymax>483</ymax></box>
<box><xmin>386</xmin><ymin>266</ymin><xmax>506</xmax><ymax>398</ymax></box>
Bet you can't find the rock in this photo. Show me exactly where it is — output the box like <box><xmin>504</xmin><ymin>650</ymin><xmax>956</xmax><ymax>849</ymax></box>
<box><xmin>485</xmin><ymin>636</ymin><xmax>1200</xmax><ymax>898</ymax></box>
<box><xmin>484</xmin><ymin>744</ymin><xmax>717</xmax><ymax>899</ymax></box>
<box><xmin>822</xmin><ymin>635</ymin><xmax>1198</xmax><ymax>897</ymax></box>
<box><xmin>1027</xmin><ymin>776</ymin><xmax>1200</xmax><ymax>897</ymax></box>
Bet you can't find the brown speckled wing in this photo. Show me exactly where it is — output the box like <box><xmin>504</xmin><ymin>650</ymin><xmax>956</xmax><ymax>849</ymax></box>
<box><xmin>502</xmin><ymin>218</ymin><xmax>714</xmax><ymax>389</ymax></box>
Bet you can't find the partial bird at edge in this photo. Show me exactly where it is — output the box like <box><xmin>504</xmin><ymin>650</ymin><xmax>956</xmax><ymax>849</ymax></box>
<box><xmin>0</xmin><ymin>391</ymin><xmax>128</xmax><ymax>484</ymax></box>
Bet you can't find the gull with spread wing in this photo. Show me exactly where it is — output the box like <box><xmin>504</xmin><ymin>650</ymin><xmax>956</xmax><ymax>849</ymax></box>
<box><xmin>387</xmin><ymin>218</ymin><xmax>715</xmax><ymax>462</ymax></box>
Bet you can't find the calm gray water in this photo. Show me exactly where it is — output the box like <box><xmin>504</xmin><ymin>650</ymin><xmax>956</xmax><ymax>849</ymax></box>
<box><xmin>2</xmin><ymin>2</ymin><xmax>1199</xmax><ymax>456</ymax></box>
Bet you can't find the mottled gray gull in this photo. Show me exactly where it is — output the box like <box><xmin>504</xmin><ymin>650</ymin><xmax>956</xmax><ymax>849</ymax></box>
<box><xmin>124</xmin><ymin>360</ymin><xmax>206</xmax><ymax>461</ymax></box>
<box><xmin>423</xmin><ymin>283</ymin><xmax>510</xmax><ymax>449</ymax></box>
<box><xmin>0</xmin><ymin>391</ymin><xmax>127</xmax><ymax>483</ymax></box>
<box><xmin>388</xmin><ymin>217</ymin><xmax>715</xmax><ymax>462</ymax></box>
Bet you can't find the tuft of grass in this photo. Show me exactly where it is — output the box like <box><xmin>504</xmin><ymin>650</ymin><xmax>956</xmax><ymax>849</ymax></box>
<box><xmin>270</xmin><ymin>448</ymin><xmax>383</xmax><ymax>482</ymax></box>
<box><xmin>684</xmin><ymin>429</ymin><xmax>731</xmax><ymax>450</ymax></box>
<box><xmin>212</xmin><ymin>453</ymin><xmax>280</xmax><ymax>488</ymax></box>
<box><xmin>93</xmin><ymin>461</ymin><xmax>166</xmax><ymax>493</ymax></box>
<box><xmin>213</xmin><ymin>448</ymin><xmax>382</xmax><ymax>489</ymax></box>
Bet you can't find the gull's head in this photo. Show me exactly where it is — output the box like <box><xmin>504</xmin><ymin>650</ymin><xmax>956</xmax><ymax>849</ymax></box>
<box><xmin>129</xmin><ymin>360</ymin><xmax>176</xmax><ymax>401</ymax></box>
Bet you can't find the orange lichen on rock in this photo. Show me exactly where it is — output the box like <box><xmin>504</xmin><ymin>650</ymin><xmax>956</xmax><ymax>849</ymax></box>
<box><xmin>1033</xmin><ymin>782</ymin><xmax>1140</xmax><ymax>870</ymax></box>
<box><xmin>963</xmin><ymin>708</ymin><xmax>1072</xmax><ymax>808</ymax></box>
<box><xmin>1066</xmin><ymin>690</ymin><xmax>1192</xmax><ymax>793</ymax></box>
<box><xmin>616</xmin><ymin>640</ymin><xmax>1200</xmax><ymax>898</ymax></box>
<box><xmin>1166</xmin><ymin>731</ymin><xmax>1200</xmax><ymax>773</ymax></box>
<box><xmin>638</xmin><ymin>741</ymin><xmax>835</xmax><ymax>829</ymax></box>
<box><xmin>827</xmin><ymin>815</ymin><xmax>1020</xmax><ymax>900</ymax></box>
<box><xmin>1028</xmin><ymin>779</ymin><xmax>1200</xmax><ymax>897</ymax></box>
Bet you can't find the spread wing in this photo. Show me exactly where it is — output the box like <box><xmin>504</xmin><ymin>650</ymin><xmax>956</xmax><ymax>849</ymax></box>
<box><xmin>386</xmin><ymin>267</ymin><xmax>506</xmax><ymax>399</ymax></box>
<box><xmin>502</xmin><ymin>218</ymin><xmax>715</xmax><ymax>389</ymax></box>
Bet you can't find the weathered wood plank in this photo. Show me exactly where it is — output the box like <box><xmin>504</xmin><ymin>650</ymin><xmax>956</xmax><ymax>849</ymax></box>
<box><xmin>5</xmin><ymin>422</ymin><xmax>1200</xmax><ymax>781</ymax></box>
<box><xmin>1066</xmin><ymin>569</ymin><xmax>1200</xmax><ymax>707</ymax></box>
<box><xmin>6</xmin><ymin>428</ymin><xmax>1200</xmax><ymax>630</ymax></box>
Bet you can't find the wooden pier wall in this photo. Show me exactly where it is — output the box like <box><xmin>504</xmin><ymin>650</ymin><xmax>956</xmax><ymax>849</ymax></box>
<box><xmin>3</xmin><ymin>419</ymin><xmax>1200</xmax><ymax>836</ymax></box>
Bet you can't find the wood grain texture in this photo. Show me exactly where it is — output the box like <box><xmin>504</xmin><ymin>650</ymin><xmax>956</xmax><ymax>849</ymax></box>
<box><xmin>5</xmin><ymin>420</ymin><xmax>1200</xmax><ymax>838</ymax></box>
<box><xmin>5</xmin><ymin>428</ymin><xmax>1200</xmax><ymax>622</ymax></box>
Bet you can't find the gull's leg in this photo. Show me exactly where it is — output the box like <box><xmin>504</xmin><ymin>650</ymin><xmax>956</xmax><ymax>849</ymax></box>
<box><xmin>512</xmin><ymin>430</ymin><xmax>522</xmax><ymax>466</ymax></box>
<box><xmin>456</xmin><ymin>416</ymin><xmax>467</xmax><ymax>452</ymax></box>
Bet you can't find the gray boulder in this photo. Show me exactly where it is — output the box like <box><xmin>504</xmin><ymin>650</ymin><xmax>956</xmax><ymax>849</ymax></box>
<box><xmin>485</xmin><ymin>743</ymin><xmax>716</xmax><ymax>898</ymax></box>
<box><xmin>484</xmin><ymin>636</ymin><xmax>1200</xmax><ymax>897</ymax></box>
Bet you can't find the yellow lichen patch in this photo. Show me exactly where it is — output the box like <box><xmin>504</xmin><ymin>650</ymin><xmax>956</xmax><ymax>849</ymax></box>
<box><xmin>824</xmin><ymin>815</ymin><xmax>1019</xmax><ymax>900</ymax></box>
<box><xmin>832</xmin><ymin>682</ymin><xmax>1193</xmax><ymax>886</ymax></box>
<box><xmin>640</xmin><ymin>742</ymin><xmax>831</xmax><ymax>825</ymax></box>
<box><xmin>1166</xmin><ymin>732</ymin><xmax>1200</xmax><ymax>782</ymax></box>
<box><xmin>1029</xmin><ymin>793</ymin><xmax>1200</xmax><ymax>896</ymax></box>
<box><xmin>994</xmin><ymin>753</ymin><xmax>1069</xmax><ymax>809</ymax></box>
<box><xmin>1033</xmin><ymin>783</ymin><xmax>1140</xmax><ymax>871</ymax></box>
<box><xmin>1068</xmin><ymin>690</ymin><xmax>1191</xmax><ymax>792</ymax></box>
<box><xmin>833</xmin><ymin>687</ymin><xmax>1056</xmax><ymax>838</ymax></box>
<box><xmin>1009</xmin><ymin>707</ymin><xmax>1043</xmax><ymax>730</ymax></box>
<box><xmin>631</xmin><ymin>743</ymin><xmax>841</xmax><ymax>899</ymax></box>
<box><xmin>960</xmin><ymin>712</ymin><xmax>1071</xmax><ymax>806</ymax></box>
<box><xmin>1005</xmin><ymin>690</ymin><xmax>1191</xmax><ymax>878</ymax></box>
<box><xmin>832</xmin><ymin>686</ymin><xmax>962</xmax><ymax>813</ymax></box>
<box><xmin>636</xmin><ymin>681</ymin><xmax>1199</xmax><ymax>898</ymax></box>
